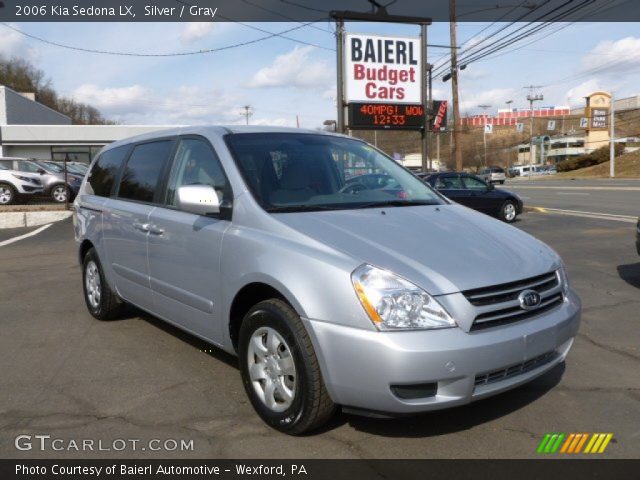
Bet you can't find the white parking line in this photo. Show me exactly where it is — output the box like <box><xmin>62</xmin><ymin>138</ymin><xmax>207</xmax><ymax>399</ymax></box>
<box><xmin>531</xmin><ymin>207</ymin><xmax>637</xmax><ymax>224</ymax></box>
<box><xmin>0</xmin><ymin>224</ymin><xmax>53</xmax><ymax>248</ymax></box>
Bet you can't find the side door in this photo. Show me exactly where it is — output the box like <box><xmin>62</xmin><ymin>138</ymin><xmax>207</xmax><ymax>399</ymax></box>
<box><xmin>433</xmin><ymin>174</ymin><xmax>471</xmax><ymax>205</ymax></box>
<box><xmin>102</xmin><ymin>139</ymin><xmax>175</xmax><ymax>312</ymax></box>
<box><xmin>461</xmin><ymin>175</ymin><xmax>497</xmax><ymax>213</ymax></box>
<box><xmin>147</xmin><ymin>136</ymin><xmax>233</xmax><ymax>342</ymax></box>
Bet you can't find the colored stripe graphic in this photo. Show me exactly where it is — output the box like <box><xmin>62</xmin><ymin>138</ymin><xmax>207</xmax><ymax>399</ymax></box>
<box><xmin>538</xmin><ymin>433</ymin><xmax>613</xmax><ymax>454</ymax></box>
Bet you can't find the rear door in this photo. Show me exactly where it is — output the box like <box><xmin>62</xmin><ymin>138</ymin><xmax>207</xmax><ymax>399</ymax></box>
<box><xmin>102</xmin><ymin>139</ymin><xmax>175</xmax><ymax>311</ymax></box>
<box><xmin>147</xmin><ymin>136</ymin><xmax>233</xmax><ymax>341</ymax></box>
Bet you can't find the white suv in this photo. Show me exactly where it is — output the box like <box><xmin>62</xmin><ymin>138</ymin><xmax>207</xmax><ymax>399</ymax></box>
<box><xmin>0</xmin><ymin>158</ymin><xmax>44</xmax><ymax>205</ymax></box>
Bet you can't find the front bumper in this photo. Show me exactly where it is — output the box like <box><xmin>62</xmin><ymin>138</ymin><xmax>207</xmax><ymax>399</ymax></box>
<box><xmin>303</xmin><ymin>290</ymin><xmax>580</xmax><ymax>414</ymax></box>
<box><xmin>15</xmin><ymin>183</ymin><xmax>43</xmax><ymax>194</ymax></box>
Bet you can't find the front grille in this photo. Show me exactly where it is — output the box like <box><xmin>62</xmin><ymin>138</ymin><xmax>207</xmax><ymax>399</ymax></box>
<box><xmin>463</xmin><ymin>271</ymin><xmax>563</xmax><ymax>330</ymax></box>
<box><xmin>474</xmin><ymin>351</ymin><xmax>558</xmax><ymax>387</ymax></box>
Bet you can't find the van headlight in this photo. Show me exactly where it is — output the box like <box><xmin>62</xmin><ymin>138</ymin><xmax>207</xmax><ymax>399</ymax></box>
<box><xmin>351</xmin><ymin>264</ymin><xmax>456</xmax><ymax>331</ymax></box>
<box><xmin>557</xmin><ymin>264</ymin><xmax>570</xmax><ymax>298</ymax></box>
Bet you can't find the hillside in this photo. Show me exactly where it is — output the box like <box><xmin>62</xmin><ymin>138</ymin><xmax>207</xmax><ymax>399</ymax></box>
<box><xmin>0</xmin><ymin>56</ymin><xmax>114</xmax><ymax>125</ymax></box>
<box><xmin>555</xmin><ymin>149</ymin><xmax>640</xmax><ymax>178</ymax></box>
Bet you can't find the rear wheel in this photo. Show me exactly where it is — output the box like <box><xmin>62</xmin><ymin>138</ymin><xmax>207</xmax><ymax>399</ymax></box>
<box><xmin>0</xmin><ymin>183</ymin><xmax>16</xmax><ymax>205</ymax></box>
<box><xmin>500</xmin><ymin>200</ymin><xmax>517</xmax><ymax>223</ymax></box>
<box><xmin>239</xmin><ymin>299</ymin><xmax>336</xmax><ymax>435</ymax></box>
<box><xmin>51</xmin><ymin>184</ymin><xmax>69</xmax><ymax>203</ymax></box>
<box><xmin>82</xmin><ymin>248</ymin><xmax>125</xmax><ymax>320</ymax></box>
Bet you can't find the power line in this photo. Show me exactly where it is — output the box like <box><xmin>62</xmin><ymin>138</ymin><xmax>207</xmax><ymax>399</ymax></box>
<box><xmin>239</xmin><ymin>0</ymin><xmax>333</xmax><ymax>33</ymax></box>
<box><xmin>0</xmin><ymin>19</ymin><xmax>333</xmax><ymax>57</ymax></box>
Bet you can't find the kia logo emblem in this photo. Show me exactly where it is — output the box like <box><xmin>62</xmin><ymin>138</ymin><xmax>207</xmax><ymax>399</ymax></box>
<box><xmin>518</xmin><ymin>289</ymin><xmax>541</xmax><ymax>310</ymax></box>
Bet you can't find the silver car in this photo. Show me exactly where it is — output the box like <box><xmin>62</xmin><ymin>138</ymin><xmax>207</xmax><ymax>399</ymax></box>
<box><xmin>0</xmin><ymin>158</ymin><xmax>44</xmax><ymax>204</ymax></box>
<box><xmin>74</xmin><ymin>127</ymin><xmax>581</xmax><ymax>434</ymax></box>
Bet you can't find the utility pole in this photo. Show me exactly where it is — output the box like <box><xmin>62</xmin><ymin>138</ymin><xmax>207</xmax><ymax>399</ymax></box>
<box><xmin>610</xmin><ymin>93</ymin><xmax>616</xmax><ymax>178</ymax></box>
<box><xmin>241</xmin><ymin>105</ymin><xmax>252</xmax><ymax>125</ymax></box>
<box><xmin>478</xmin><ymin>104</ymin><xmax>491</xmax><ymax>167</ymax></box>
<box><xmin>525</xmin><ymin>86</ymin><xmax>544</xmax><ymax>173</ymax></box>
<box><xmin>449</xmin><ymin>0</ymin><xmax>462</xmax><ymax>172</ymax></box>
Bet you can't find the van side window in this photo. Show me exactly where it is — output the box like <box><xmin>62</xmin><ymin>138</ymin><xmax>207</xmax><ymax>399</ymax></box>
<box><xmin>87</xmin><ymin>145</ymin><xmax>129</xmax><ymax>197</ymax></box>
<box><xmin>117</xmin><ymin>141</ymin><xmax>173</xmax><ymax>203</ymax></box>
<box><xmin>165</xmin><ymin>138</ymin><xmax>229</xmax><ymax>207</ymax></box>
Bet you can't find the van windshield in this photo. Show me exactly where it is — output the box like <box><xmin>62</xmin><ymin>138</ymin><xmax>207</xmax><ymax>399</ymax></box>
<box><xmin>225</xmin><ymin>133</ymin><xmax>445</xmax><ymax>212</ymax></box>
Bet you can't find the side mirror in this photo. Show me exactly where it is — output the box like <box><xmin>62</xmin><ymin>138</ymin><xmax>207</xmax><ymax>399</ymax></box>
<box><xmin>487</xmin><ymin>183</ymin><xmax>495</xmax><ymax>191</ymax></box>
<box><xmin>177</xmin><ymin>185</ymin><xmax>220</xmax><ymax>216</ymax></box>
<box><xmin>37</xmin><ymin>168</ymin><xmax>46</xmax><ymax>175</ymax></box>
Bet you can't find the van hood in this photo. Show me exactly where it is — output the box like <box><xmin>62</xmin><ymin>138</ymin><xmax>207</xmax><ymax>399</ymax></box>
<box><xmin>274</xmin><ymin>204</ymin><xmax>560</xmax><ymax>295</ymax></box>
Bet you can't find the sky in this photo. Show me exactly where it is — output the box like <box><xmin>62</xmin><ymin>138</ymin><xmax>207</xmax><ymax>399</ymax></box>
<box><xmin>2</xmin><ymin>20</ymin><xmax>640</xmax><ymax>128</ymax></box>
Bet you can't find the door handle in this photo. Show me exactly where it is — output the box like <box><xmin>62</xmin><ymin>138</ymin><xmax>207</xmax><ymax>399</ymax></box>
<box><xmin>133</xmin><ymin>222</ymin><xmax>150</xmax><ymax>233</ymax></box>
<box><xmin>148</xmin><ymin>225</ymin><xmax>164</xmax><ymax>235</ymax></box>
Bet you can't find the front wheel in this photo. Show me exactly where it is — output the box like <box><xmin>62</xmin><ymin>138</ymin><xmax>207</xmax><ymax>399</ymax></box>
<box><xmin>500</xmin><ymin>200</ymin><xmax>518</xmax><ymax>223</ymax></box>
<box><xmin>239</xmin><ymin>299</ymin><xmax>336</xmax><ymax>435</ymax></box>
<box><xmin>51</xmin><ymin>184</ymin><xmax>69</xmax><ymax>203</ymax></box>
<box><xmin>0</xmin><ymin>183</ymin><xmax>16</xmax><ymax>205</ymax></box>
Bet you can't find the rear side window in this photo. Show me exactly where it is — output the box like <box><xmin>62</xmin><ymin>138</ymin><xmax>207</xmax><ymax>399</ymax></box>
<box><xmin>17</xmin><ymin>161</ymin><xmax>41</xmax><ymax>173</ymax></box>
<box><xmin>118</xmin><ymin>140</ymin><xmax>173</xmax><ymax>203</ymax></box>
<box><xmin>88</xmin><ymin>145</ymin><xmax>129</xmax><ymax>197</ymax></box>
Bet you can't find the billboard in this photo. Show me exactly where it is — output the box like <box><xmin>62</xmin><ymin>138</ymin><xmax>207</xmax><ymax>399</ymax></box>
<box><xmin>344</xmin><ymin>33</ymin><xmax>422</xmax><ymax>104</ymax></box>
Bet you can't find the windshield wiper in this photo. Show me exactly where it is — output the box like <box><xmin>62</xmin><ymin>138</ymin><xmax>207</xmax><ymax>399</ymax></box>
<box><xmin>266</xmin><ymin>204</ymin><xmax>347</xmax><ymax>213</ymax></box>
<box><xmin>356</xmin><ymin>200</ymin><xmax>440</xmax><ymax>209</ymax></box>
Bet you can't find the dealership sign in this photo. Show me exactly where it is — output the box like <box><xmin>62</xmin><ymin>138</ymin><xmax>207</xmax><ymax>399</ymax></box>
<box><xmin>344</xmin><ymin>33</ymin><xmax>422</xmax><ymax>103</ymax></box>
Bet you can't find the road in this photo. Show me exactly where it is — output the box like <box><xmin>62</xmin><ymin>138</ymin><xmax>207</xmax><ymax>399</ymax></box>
<box><xmin>0</xmin><ymin>212</ymin><xmax>639</xmax><ymax>459</ymax></box>
<box><xmin>502</xmin><ymin>178</ymin><xmax>640</xmax><ymax>218</ymax></box>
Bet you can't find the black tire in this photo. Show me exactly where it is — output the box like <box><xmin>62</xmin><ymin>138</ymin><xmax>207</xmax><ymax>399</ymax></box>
<box><xmin>499</xmin><ymin>180</ymin><xmax>505</xmax><ymax>185</ymax></box>
<box><xmin>51</xmin><ymin>184</ymin><xmax>69</xmax><ymax>203</ymax></box>
<box><xmin>0</xmin><ymin>182</ymin><xmax>16</xmax><ymax>205</ymax></box>
<box><xmin>500</xmin><ymin>200</ymin><xmax>518</xmax><ymax>223</ymax></box>
<box><xmin>82</xmin><ymin>248</ymin><xmax>125</xmax><ymax>320</ymax></box>
<box><xmin>239</xmin><ymin>299</ymin><xmax>336</xmax><ymax>435</ymax></box>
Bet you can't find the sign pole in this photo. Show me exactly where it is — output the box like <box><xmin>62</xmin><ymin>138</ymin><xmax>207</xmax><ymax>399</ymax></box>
<box><xmin>610</xmin><ymin>93</ymin><xmax>615</xmax><ymax>178</ymax></box>
<box><xmin>421</xmin><ymin>23</ymin><xmax>429</xmax><ymax>172</ymax></box>
<box><xmin>335</xmin><ymin>18</ymin><xmax>346</xmax><ymax>134</ymax></box>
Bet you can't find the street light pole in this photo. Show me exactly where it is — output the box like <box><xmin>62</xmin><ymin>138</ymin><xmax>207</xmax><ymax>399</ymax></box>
<box><xmin>478</xmin><ymin>104</ymin><xmax>492</xmax><ymax>167</ymax></box>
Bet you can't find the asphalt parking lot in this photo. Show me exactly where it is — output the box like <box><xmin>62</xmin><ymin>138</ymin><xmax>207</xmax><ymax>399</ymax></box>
<box><xmin>0</xmin><ymin>207</ymin><xmax>639</xmax><ymax>459</ymax></box>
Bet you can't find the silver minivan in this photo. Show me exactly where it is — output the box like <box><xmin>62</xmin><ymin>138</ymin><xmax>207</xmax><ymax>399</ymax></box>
<box><xmin>74</xmin><ymin>126</ymin><xmax>581</xmax><ymax>434</ymax></box>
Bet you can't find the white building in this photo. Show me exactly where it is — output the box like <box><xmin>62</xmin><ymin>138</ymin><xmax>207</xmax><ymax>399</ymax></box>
<box><xmin>0</xmin><ymin>85</ymin><xmax>175</xmax><ymax>162</ymax></box>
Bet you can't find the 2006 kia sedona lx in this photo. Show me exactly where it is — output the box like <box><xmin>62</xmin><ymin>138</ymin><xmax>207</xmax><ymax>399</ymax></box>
<box><xmin>74</xmin><ymin>127</ymin><xmax>581</xmax><ymax>434</ymax></box>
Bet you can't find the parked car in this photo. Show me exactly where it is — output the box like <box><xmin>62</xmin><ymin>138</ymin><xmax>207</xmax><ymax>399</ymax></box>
<box><xmin>425</xmin><ymin>172</ymin><xmax>523</xmax><ymax>223</ymax></box>
<box><xmin>2</xmin><ymin>158</ymin><xmax>83</xmax><ymax>203</ymax></box>
<box><xmin>479</xmin><ymin>166</ymin><xmax>506</xmax><ymax>184</ymax></box>
<box><xmin>0</xmin><ymin>158</ymin><xmax>43</xmax><ymax>205</ymax></box>
<box><xmin>44</xmin><ymin>161</ymin><xmax>88</xmax><ymax>176</ymax></box>
<box><xmin>74</xmin><ymin>126</ymin><xmax>580</xmax><ymax>435</ymax></box>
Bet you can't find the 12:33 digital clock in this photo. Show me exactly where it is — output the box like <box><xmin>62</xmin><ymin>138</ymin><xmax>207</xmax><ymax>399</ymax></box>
<box><xmin>347</xmin><ymin>103</ymin><xmax>425</xmax><ymax>130</ymax></box>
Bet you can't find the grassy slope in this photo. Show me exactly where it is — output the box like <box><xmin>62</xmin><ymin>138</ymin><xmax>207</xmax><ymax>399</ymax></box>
<box><xmin>555</xmin><ymin>150</ymin><xmax>640</xmax><ymax>178</ymax></box>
